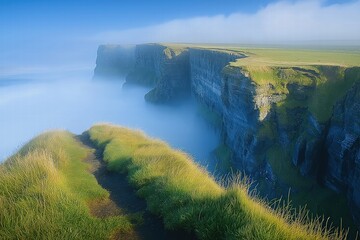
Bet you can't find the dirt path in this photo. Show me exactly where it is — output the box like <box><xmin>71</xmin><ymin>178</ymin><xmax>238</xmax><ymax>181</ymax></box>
<box><xmin>77</xmin><ymin>133</ymin><xmax>196</xmax><ymax>240</ymax></box>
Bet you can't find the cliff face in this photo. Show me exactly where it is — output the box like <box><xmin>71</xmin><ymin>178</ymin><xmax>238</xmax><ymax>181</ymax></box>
<box><xmin>221</xmin><ymin>67</ymin><xmax>262</xmax><ymax>173</ymax></box>
<box><xmin>189</xmin><ymin>49</ymin><xmax>242</xmax><ymax>112</ymax></box>
<box><xmin>126</xmin><ymin>44</ymin><xmax>191</xmax><ymax>102</ymax></box>
<box><xmin>188</xmin><ymin>49</ymin><xmax>261</xmax><ymax>172</ymax></box>
<box><xmin>190</xmin><ymin>55</ymin><xmax>360</xmax><ymax>226</ymax></box>
<box><xmin>324</xmin><ymin>68</ymin><xmax>360</xmax><ymax>223</ymax></box>
<box><xmin>95</xmin><ymin>44</ymin><xmax>360</xmax><ymax>227</ymax></box>
<box><xmin>94</xmin><ymin>45</ymin><xmax>135</xmax><ymax>77</ymax></box>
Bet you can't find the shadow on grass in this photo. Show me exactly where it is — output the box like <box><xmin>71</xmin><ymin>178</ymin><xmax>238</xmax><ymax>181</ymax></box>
<box><xmin>78</xmin><ymin>132</ymin><xmax>197</xmax><ymax>240</ymax></box>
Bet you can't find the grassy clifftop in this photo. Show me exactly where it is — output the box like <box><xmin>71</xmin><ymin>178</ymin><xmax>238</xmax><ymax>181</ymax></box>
<box><xmin>231</xmin><ymin>48</ymin><xmax>360</xmax><ymax>67</ymax></box>
<box><xmin>160</xmin><ymin>43</ymin><xmax>360</xmax><ymax>66</ymax></box>
<box><xmin>144</xmin><ymin>44</ymin><xmax>360</xmax><ymax>123</ymax></box>
<box><xmin>0</xmin><ymin>124</ymin><xmax>348</xmax><ymax>239</ymax></box>
<box><xmin>88</xmin><ymin>124</ymin><xmax>346</xmax><ymax>240</ymax></box>
<box><xmin>231</xmin><ymin>65</ymin><xmax>360</xmax><ymax>122</ymax></box>
<box><xmin>0</xmin><ymin>131</ymin><xmax>132</xmax><ymax>239</ymax></box>
<box><xmin>186</xmin><ymin>44</ymin><xmax>360</xmax><ymax>123</ymax></box>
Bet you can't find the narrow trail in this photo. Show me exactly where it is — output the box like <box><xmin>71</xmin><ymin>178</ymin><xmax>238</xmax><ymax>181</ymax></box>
<box><xmin>77</xmin><ymin>133</ymin><xmax>196</xmax><ymax>240</ymax></box>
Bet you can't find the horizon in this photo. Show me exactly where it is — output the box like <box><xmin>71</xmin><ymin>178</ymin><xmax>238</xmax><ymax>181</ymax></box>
<box><xmin>1</xmin><ymin>1</ymin><xmax>360</xmax><ymax>237</ymax></box>
<box><xmin>1</xmin><ymin>0</ymin><xmax>360</xmax><ymax>75</ymax></box>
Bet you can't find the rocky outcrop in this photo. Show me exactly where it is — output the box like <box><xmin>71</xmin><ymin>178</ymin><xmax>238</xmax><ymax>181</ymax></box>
<box><xmin>324</xmin><ymin>68</ymin><xmax>360</xmax><ymax>223</ymax></box>
<box><xmin>94</xmin><ymin>45</ymin><xmax>135</xmax><ymax>78</ymax></box>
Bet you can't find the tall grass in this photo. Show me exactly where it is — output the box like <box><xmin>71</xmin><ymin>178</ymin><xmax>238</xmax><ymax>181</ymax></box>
<box><xmin>89</xmin><ymin>124</ymin><xmax>347</xmax><ymax>240</ymax></box>
<box><xmin>0</xmin><ymin>131</ymin><xmax>131</xmax><ymax>239</ymax></box>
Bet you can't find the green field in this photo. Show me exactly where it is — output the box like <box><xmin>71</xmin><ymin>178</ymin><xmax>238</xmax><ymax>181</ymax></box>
<box><xmin>231</xmin><ymin>48</ymin><xmax>360</xmax><ymax>67</ymax></box>
<box><xmin>162</xmin><ymin>43</ymin><xmax>360</xmax><ymax>67</ymax></box>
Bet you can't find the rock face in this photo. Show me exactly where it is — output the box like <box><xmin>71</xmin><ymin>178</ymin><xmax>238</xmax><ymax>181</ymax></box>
<box><xmin>188</xmin><ymin>49</ymin><xmax>264</xmax><ymax>173</ymax></box>
<box><xmin>189</xmin><ymin>49</ymin><xmax>242</xmax><ymax>112</ymax></box>
<box><xmin>220</xmin><ymin>67</ymin><xmax>261</xmax><ymax>173</ymax></box>
<box><xmin>95</xmin><ymin>44</ymin><xmax>360</xmax><ymax>227</ymax></box>
<box><xmin>126</xmin><ymin>44</ymin><xmax>191</xmax><ymax>102</ymax></box>
<box><xmin>94</xmin><ymin>45</ymin><xmax>135</xmax><ymax>78</ymax></box>
<box><xmin>324</xmin><ymin>68</ymin><xmax>360</xmax><ymax>224</ymax></box>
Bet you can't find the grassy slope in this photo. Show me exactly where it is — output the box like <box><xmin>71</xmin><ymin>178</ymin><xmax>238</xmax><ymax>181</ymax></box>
<box><xmin>88</xmin><ymin>124</ymin><xmax>346</xmax><ymax>240</ymax></box>
<box><xmin>0</xmin><ymin>131</ymin><xmax>131</xmax><ymax>239</ymax></box>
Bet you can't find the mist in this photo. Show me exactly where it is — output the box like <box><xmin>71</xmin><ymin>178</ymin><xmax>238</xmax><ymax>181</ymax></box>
<box><xmin>1</xmin><ymin>0</ymin><xmax>359</xmax><ymax>79</ymax></box>
<box><xmin>1</xmin><ymin>0</ymin><xmax>358</xmax><ymax>174</ymax></box>
<box><xmin>0</xmin><ymin>72</ymin><xmax>220</xmax><ymax>171</ymax></box>
<box><xmin>95</xmin><ymin>0</ymin><xmax>360</xmax><ymax>44</ymax></box>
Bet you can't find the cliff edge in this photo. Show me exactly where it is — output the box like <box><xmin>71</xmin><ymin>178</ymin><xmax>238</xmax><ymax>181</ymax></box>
<box><xmin>94</xmin><ymin>43</ymin><xmax>360</xmax><ymax>230</ymax></box>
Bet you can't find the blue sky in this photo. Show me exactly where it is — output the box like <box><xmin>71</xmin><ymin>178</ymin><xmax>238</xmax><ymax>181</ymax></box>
<box><xmin>0</xmin><ymin>0</ymin><xmax>278</xmax><ymax>45</ymax></box>
<box><xmin>1</xmin><ymin>0</ymin><xmax>274</xmax><ymax>31</ymax></box>
<box><xmin>1</xmin><ymin>0</ymin><xmax>355</xmax><ymax>35</ymax></box>
<box><xmin>0</xmin><ymin>0</ymin><xmax>359</xmax><ymax>74</ymax></box>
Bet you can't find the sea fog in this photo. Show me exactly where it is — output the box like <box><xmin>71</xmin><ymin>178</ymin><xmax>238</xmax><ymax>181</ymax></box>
<box><xmin>0</xmin><ymin>70</ymin><xmax>221</xmax><ymax>172</ymax></box>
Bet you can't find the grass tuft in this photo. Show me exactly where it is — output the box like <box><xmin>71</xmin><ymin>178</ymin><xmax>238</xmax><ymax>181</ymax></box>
<box><xmin>0</xmin><ymin>131</ymin><xmax>132</xmax><ymax>239</ymax></box>
<box><xmin>89</xmin><ymin>124</ymin><xmax>347</xmax><ymax>240</ymax></box>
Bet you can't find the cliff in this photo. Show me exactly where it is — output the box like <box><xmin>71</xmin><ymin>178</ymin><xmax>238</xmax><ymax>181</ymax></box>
<box><xmin>325</xmin><ymin>69</ymin><xmax>360</xmax><ymax>224</ymax></box>
<box><xmin>94</xmin><ymin>44</ymin><xmax>360</xmax><ymax>230</ymax></box>
<box><xmin>126</xmin><ymin>44</ymin><xmax>191</xmax><ymax>102</ymax></box>
<box><xmin>94</xmin><ymin>44</ymin><xmax>135</xmax><ymax>78</ymax></box>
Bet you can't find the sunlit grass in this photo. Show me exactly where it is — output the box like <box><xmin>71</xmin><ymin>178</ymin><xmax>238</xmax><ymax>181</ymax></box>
<box><xmin>223</xmin><ymin>64</ymin><xmax>360</xmax><ymax>124</ymax></box>
<box><xmin>161</xmin><ymin>43</ymin><xmax>360</xmax><ymax>66</ymax></box>
<box><xmin>0</xmin><ymin>131</ymin><xmax>132</xmax><ymax>239</ymax></box>
<box><xmin>89</xmin><ymin>124</ymin><xmax>347</xmax><ymax>240</ymax></box>
<box><xmin>231</xmin><ymin>48</ymin><xmax>360</xmax><ymax>67</ymax></box>
<box><xmin>161</xmin><ymin>44</ymin><xmax>360</xmax><ymax>123</ymax></box>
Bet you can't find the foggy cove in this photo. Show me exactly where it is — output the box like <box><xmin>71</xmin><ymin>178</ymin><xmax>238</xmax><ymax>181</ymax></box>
<box><xmin>0</xmin><ymin>70</ymin><xmax>220</xmax><ymax>172</ymax></box>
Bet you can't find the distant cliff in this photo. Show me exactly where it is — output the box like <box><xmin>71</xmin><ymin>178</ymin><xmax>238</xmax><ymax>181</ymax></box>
<box><xmin>127</xmin><ymin>44</ymin><xmax>191</xmax><ymax>102</ymax></box>
<box><xmin>94</xmin><ymin>45</ymin><xmax>135</xmax><ymax>78</ymax></box>
<box><xmin>94</xmin><ymin>43</ymin><xmax>360</xmax><ymax>229</ymax></box>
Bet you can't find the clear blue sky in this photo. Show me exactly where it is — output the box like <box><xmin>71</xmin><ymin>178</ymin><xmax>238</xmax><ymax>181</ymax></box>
<box><xmin>0</xmin><ymin>0</ymin><xmax>357</xmax><ymax>74</ymax></box>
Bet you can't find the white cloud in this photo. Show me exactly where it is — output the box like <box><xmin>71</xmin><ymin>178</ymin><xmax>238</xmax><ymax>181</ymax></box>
<box><xmin>94</xmin><ymin>0</ymin><xmax>360</xmax><ymax>44</ymax></box>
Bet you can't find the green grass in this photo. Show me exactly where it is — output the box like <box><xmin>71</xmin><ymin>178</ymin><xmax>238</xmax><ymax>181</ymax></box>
<box><xmin>160</xmin><ymin>43</ymin><xmax>360</xmax><ymax>66</ymax></box>
<box><xmin>224</xmin><ymin>64</ymin><xmax>360</xmax><ymax>123</ymax></box>
<box><xmin>177</xmin><ymin>43</ymin><xmax>360</xmax><ymax>123</ymax></box>
<box><xmin>0</xmin><ymin>131</ymin><xmax>132</xmax><ymax>239</ymax></box>
<box><xmin>230</xmin><ymin>48</ymin><xmax>360</xmax><ymax>67</ymax></box>
<box><xmin>136</xmin><ymin>43</ymin><xmax>360</xmax><ymax>123</ymax></box>
<box><xmin>88</xmin><ymin>124</ymin><xmax>347</xmax><ymax>240</ymax></box>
